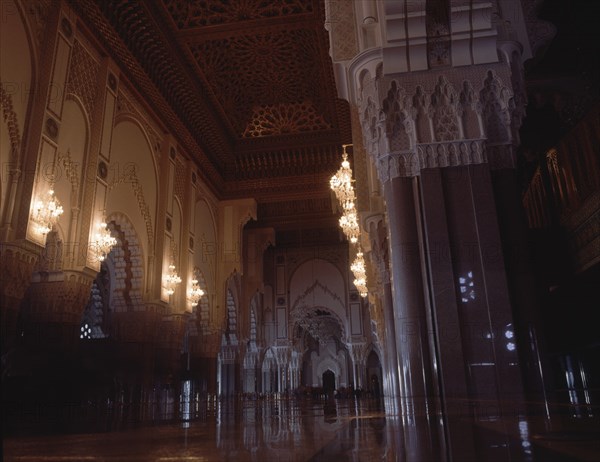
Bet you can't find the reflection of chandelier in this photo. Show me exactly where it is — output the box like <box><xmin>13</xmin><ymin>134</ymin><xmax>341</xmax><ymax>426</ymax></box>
<box><xmin>164</xmin><ymin>264</ymin><xmax>182</xmax><ymax>295</ymax></box>
<box><xmin>188</xmin><ymin>278</ymin><xmax>204</xmax><ymax>307</ymax></box>
<box><xmin>32</xmin><ymin>189</ymin><xmax>63</xmax><ymax>235</ymax></box>
<box><xmin>94</xmin><ymin>221</ymin><xmax>117</xmax><ymax>262</ymax></box>
<box><xmin>351</xmin><ymin>250</ymin><xmax>368</xmax><ymax>298</ymax></box>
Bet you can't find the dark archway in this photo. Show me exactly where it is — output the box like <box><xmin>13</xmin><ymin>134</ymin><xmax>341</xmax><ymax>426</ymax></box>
<box><xmin>322</xmin><ymin>369</ymin><xmax>335</xmax><ymax>395</ymax></box>
<box><xmin>367</xmin><ymin>350</ymin><xmax>382</xmax><ymax>398</ymax></box>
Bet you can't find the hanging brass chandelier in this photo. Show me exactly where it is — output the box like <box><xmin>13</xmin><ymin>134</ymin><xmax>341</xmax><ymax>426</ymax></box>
<box><xmin>350</xmin><ymin>250</ymin><xmax>368</xmax><ymax>298</ymax></box>
<box><xmin>164</xmin><ymin>264</ymin><xmax>182</xmax><ymax>295</ymax></box>
<box><xmin>94</xmin><ymin>220</ymin><xmax>117</xmax><ymax>262</ymax></box>
<box><xmin>330</xmin><ymin>144</ymin><xmax>368</xmax><ymax>297</ymax></box>
<box><xmin>31</xmin><ymin>189</ymin><xmax>64</xmax><ymax>235</ymax></box>
<box><xmin>188</xmin><ymin>276</ymin><xmax>204</xmax><ymax>307</ymax></box>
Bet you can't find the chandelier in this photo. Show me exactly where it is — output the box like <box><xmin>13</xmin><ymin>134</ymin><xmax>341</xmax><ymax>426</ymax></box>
<box><xmin>330</xmin><ymin>144</ymin><xmax>368</xmax><ymax>297</ymax></box>
<box><xmin>330</xmin><ymin>149</ymin><xmax>356</xmax><ymax>211</ymax></box>
<box><xmin>164</xmin><ymin>264</ymin><xmax>182</xmax><ymax>295</ymax></box>
<box><xmin>188</xmin><ymin>278</ymin><xmax>204</xmax><ymax>307</ymax></box>
<box><xmin>31</xmin><ymin>189</ymin><xmax>64</xmax><ymax>235</ymax></box>
<box><xmin>339</xmin><ymin>209</ymin><xmax>360</xmax><ymax>244</ymax></box>
<box><xmin>94</xmin><ymin>221</ymin><xmax>117</xmax><ymax>262</ymax></box>
<box><xmin>351</xmin><ymin>250</ymin><xmax>368</xmax><ymax>298</ymax></box>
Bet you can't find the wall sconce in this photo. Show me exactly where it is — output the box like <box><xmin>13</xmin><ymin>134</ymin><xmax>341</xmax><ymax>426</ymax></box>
<box><xmin>93</xmin><ymin>221</ymin><xmax>117</xmax><ymax>262</ymax></box>
<box><xmin>188</xmin><ymin>278</ymin><xmax>204</xmax><ymax>307</ymax></box>
<box><xmin>164</xmin><ymin>264</ymin><xmax>182</xmax><ymax>295</ymax></box>
<box><xmin>31</xmin><ymin>189</ymin><xmax>63</xmax><ymax>235</ymax></box>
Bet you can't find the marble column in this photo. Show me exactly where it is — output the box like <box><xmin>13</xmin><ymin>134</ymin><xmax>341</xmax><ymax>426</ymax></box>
<box><xmin>490</xmin><ymin>159</ymin><xmax>552</xmax><ymax>424</ymax></box>
<box><xmin>0</xmin><ymin>242</ymin><xmax>39</xmax><ymax>358</ymax></box>
<box><xmin>383</xmin><ymin>174</ymin><xmax>443</xmax><ymax>461</ymax></box>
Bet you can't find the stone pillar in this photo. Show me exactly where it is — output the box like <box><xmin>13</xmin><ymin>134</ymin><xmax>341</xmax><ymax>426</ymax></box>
<box><xmin>366</xmin><ymin>213</ymin><xmax>400</xmax><ymax>398</ymax></box>
<box><xmin>490</xmin><ymin>147</ymin><xmax>553</xmax><ymax>424</ymax></box>
<box><xmin>382</xmin><ymin>173</ymin><xmax>444</xmax><ymax>461</ymax></box>
<box><xmin>191</xmin><ymin>329</ymin><xmax>220</xmax><ymax>396</ymax></box>
<box><xmin>19</xmin><ymin>270</ymin><xmax>94</xmax><ymax>363</ymax></box>
<box><xmin>0</xmin><ymin>243</ymin><xmax>39</xmax><ymax>358</ymax></box>
<box><xmin>110</xmin><ymin>303</ymin><xmax>166</xmax><ymax>385</ymax></box>
<box><xmin>381</xmin><ymin>276</ymin><xmax>400</xmax><ymax>398</ymax></box>
<box><xmin>156</xmin><ymin>313</ymin><xmax>188</xmax><ymax>382</ymax></box>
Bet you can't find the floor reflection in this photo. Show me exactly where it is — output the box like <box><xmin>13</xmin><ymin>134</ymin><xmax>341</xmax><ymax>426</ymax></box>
<box><xmin>2</xmin><ymin>396</ymin><xmax>599</xmax><ymax>461</ymax></box>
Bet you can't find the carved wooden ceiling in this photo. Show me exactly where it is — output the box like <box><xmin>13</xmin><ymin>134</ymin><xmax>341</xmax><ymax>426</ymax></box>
<box><xmin>71</xmin><ymin>0</ymin><xmax>352</xmax><ymax>245</ymax></box>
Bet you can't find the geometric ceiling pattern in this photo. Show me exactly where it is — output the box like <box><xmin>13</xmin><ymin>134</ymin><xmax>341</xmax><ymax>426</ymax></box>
<box><xmin>71</xmin><ymin>0</ymin><xmax>352</xmax><ymax>245</ymax></box>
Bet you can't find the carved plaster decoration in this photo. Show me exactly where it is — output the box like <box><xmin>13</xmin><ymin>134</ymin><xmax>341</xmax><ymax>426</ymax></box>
<box><xmin>19</xmin><ymin>0</ymin><xmax>51</xmax><ymax>52</ymax></box>
<box><xmin>290</xmin><ymin>280</ymin><xmax>347</xmax><ymax>344</ymax></box>
<box><xmin>430</xmin><ymin>76</ymin><xmax>461</xmax><ymax>141</ymax></box>
<box><xmin>360</xmin><ymin>97</ymin><xmax>381</xmax><ymax>158</ymax></box>
<box><xmin>116</xmin><ymin>88</ymin><xmax>163</xmax><ymax>157</ymax></box>
<box><xmin>325</xmin><ymin>0</ymin><xmax>359</xmax><ymax>62</ymax></box>
<box><xmin>56</xmin><ymin>149</ymin><xmax>80</xmax><ymax>206</ymax></box>
<box><xmin>174</xmin><ymin>156</ymin><xmax>186</xmax><ymax>203</ymax></box>
<box><xmin>162</xmin><ymin>0</ymin><xmax>312</xmax><ymax>29</ymax></box>
<box><xmin>459</xmin><ymin>81</ymin><xmax>484</xmax><ymax>139</ymax></box>
<box><xmin>426</xmin><ymin>0</ymin><xmax>451</xmax><ymax>68</ymax></box>
<box><xmin>108</xmin><ymin>163</ymin><xmax>154</xmax><ymax>247</ymax></box>
<box><xmin>348</xmin><ymin>342</ymin><xmax>368</xmax><ymax>365</ymax></box>
<box><xmin>0</xmin><ymin>82</ymin><xmax>22</xmax><ymax>164</ymax></box>
<box><xmin>66</xmin><ymin>40</ymin><xmax>100</xmax><ymax>122</ymax></box>
<box><xmin>480</xmin><ymin>71</ymin><xmax>512</xmax><ymax>144</ymax></box>
<box><xmin>102</xmin><ymin>214</ymin><xmax>145</xmax><ymax>312</ymax></box>
<box><xmin>382</xmin><ymin>82</ymin><xmax>413</xmax><ymax>152</ymax></box>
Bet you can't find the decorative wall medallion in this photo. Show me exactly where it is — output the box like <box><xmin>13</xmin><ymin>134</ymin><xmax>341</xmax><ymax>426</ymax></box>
<box><xmin>277</xmin><ymin>297</ymin><xmax>285</xmax><ymax>305</ymax></box>
<box><xmin>98</xmin><ymin>161</ymin><xmax>108</xmax><ymax>179</ymax></box>
<box><xmin>61</xmin><ymin>17</ymin><xmax>73</xmax><ymax>38</ymax></box>
<box><xmin>108</xmin><ymin>73</ymin><xmax>117</xmax><ymax>91</ymax></box>
<box><xmin>166</xmin><ymin>217</ymin><xmax>172</xmax><ymax>232</ymax></box>
<box><xmin>45</xmin><ymin>118</ymin><xmax>58</xmax><ymax>139</ymax></box>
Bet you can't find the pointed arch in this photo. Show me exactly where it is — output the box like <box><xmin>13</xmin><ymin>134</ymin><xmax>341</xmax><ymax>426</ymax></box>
<box><xmin>103</xmin><ymin>211</ymin><xmax>145</xmax><ymax>312</ymax></box>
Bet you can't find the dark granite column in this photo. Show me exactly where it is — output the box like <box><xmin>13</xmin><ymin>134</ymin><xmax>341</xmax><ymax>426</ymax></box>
<box><xmin>383</xmin><ymin>175</ymin><xmax>443</xmax><ymax>461</ymax></box>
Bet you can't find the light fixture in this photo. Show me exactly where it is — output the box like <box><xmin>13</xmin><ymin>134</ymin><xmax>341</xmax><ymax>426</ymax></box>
<box><xmin>31</xmin><ymin>189</ymin><xmax>63</xmax><ymax>235</ymax></box>
<box><xmin>164</xmin><ymin>264</ymin><xmax>182</xmax><ymax>295</ymax></box>
<box><xmin>351</xmin><ymin>250</ymin><xmax>368</xmax><ymax>298</ymax></box>
<box><xmin>94</xmin><ymin>221</ymin><xmax>117</xmax><ymax>262</ymax></box>
<box><xmin>339</xmin><ymin>208</ymin><xmax>360</xmax><ymax>244</ymax></box>
<box><xmin>188</xmin><ymin>278</ymin><xmax>204</xmax><ymax>307</ymax></box>
<box><xmin>330</xmin><ymin>145</ymin><xmax>356</xmax><ymax>212</ymax></box>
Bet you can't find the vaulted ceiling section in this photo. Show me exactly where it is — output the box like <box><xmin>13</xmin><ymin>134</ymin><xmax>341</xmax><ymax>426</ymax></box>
<box><xmin>70</xmin><ymin>0</ymin><xmax>351</xmax><ymax>245</ymax></box>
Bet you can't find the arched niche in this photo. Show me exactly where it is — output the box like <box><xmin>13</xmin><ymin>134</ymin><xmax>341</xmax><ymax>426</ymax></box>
<box><xmin>107</xmin><ymin>119</ymin><xmax>158</xmax><ymax>267</ymax></box>
<box><xmin>52</xmin><ymin>99</ymin><xmax>88</xmax><ymax>242</ymax></box>
<box><xmin>192</xmin><ymin>199</ymin><xmax>217</xmax><ymax>296</ymax></box>
<box><xmin>289</xmin><ymin>258</ymin><xmax>347</xmax><ymax>329</ymax></box>
<box><xmin>0</xmin><ymin>0</ymin><xmax>34</xmax><ymax>223</ymax></box>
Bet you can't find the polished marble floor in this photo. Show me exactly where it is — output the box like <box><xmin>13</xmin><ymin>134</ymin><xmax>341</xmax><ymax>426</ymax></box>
<box><xmin>3</xmin><ymin>396</ymin><xmax>599</xmax><ymax>461</ymax></box>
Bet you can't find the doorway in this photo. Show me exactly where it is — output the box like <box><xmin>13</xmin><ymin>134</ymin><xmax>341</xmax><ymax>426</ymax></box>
<box><xmin>322</xmin><ymin>370</ymin><xmax>336</xmax><ymax>395</ymax></box>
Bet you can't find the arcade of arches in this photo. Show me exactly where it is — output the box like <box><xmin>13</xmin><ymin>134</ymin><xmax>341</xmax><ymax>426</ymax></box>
<box><xmin>2</xmin><ymin>0</ymin><xmax>599</xmax><ymax>461</ymax></box>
